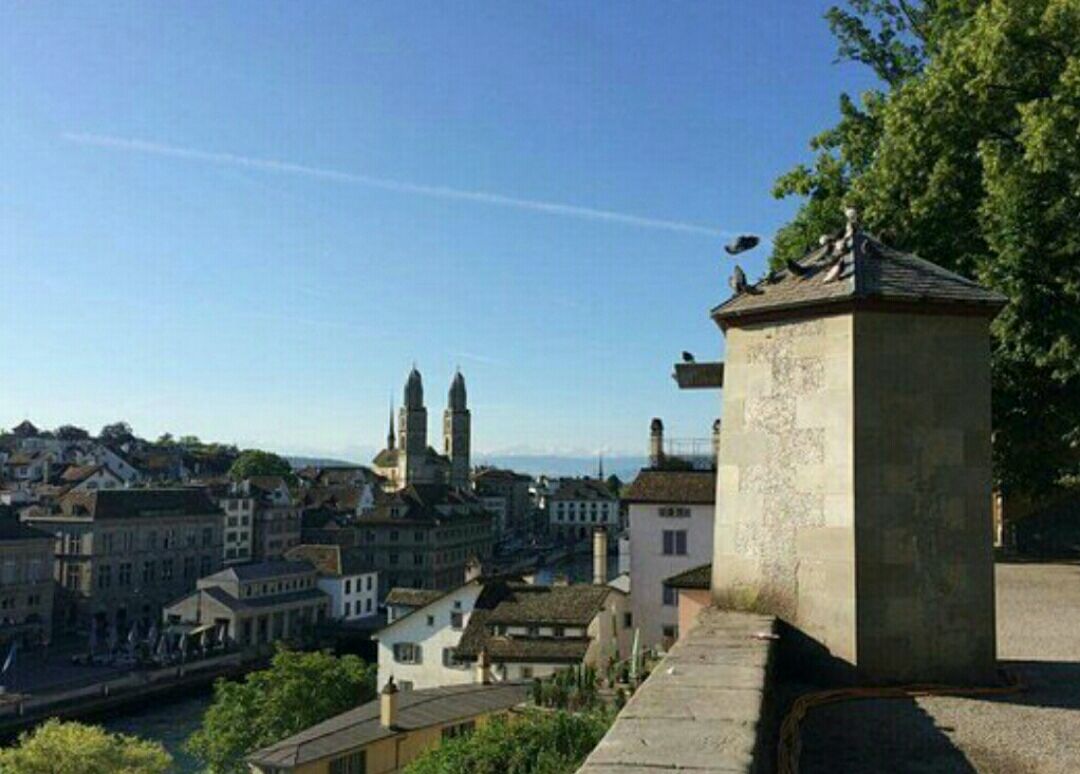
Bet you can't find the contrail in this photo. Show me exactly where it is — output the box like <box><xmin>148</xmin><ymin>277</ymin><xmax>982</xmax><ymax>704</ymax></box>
<box><xmin>62</xmin><ymin>132</ymin><xmax>729</xmax><ymax>238</ymax></box>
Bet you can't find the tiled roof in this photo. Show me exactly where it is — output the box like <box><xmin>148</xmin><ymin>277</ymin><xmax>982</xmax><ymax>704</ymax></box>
<box><xmin>247</xmin><ymin>683</ymin><xmax>529</xmax><ymax>768</ymax></box>
<box><xmin>712</xmin><ymin>229</ymin><xmax>1008</xmax><ymax>326</ymax></box>
<box><xmin>57</xmin><ymin>488</ymin><xmax>221</xmax><ymax>520</ymax></box>
<box><xmin>356</xmin><ymin>484</ymin><xmax>491</xmax><ymax>525</ymax></box>
<box><xmin>197</xmin><ymin>585</ymin><xmax>327</xmax><ymax>613</ymax></box>
<box><xmin>206</xmin><ymin>559</ymin><xmax>314</xmax><ymax>583</ymax></box>
<box><xmin>384</xmin><ymin>588</ymin><xmax>444</xmax><ymax>608</ymax></box>
<box><xmin>623</xmin><ymin>470</ymin><xmax>716</xmax><ymax>505</ymax></box>
<box><xmin>484</xmin><ymin>584</ymin><xmax>611</xmax><ymax>627</ymax></box>
<box><xmin>372</xmin><ymin>448</ymin><xmax>399</xmax><ymax>467</ymax></box>
<box><xmin>549</xmin><ymin>479</ymin><xmax>615</xmax><ymax>502</ymax></box>
<box><xmin>664</xmin><ymin>563</ymin><xmax>712</xmax><ymax>590</ymax></box>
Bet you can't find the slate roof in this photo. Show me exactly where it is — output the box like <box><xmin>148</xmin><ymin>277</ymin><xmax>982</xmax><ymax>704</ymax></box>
<box><xmin>549</xmin><ymin>479</ymin><xmax>615</xmax><ymax>502</ymax></box>
<box><xmin>384</xmin><ymin>588</ymin><xmax>444</xmax><ymax>608</ymax></box>
<box><xmin>56</xmin><ymin>488</ymin><xmax>222</xmax><ymax>520</ymax></box>
<box><xmin>664</xmin><ymin>563</ymin><xmax>712</xmax><ymax>590</ymax></box>
<box><xmin>196</xmin><ymin>585</ymin><xmax>327</xmax><ymax>613</ymax></box>
<box><xmin>204</xmin><ymin>559</ymin><xmax>314</xmax><ymax>583</ymax></box>
<box><xmin>712</xmin><ymin>228</ymin><xmax>1008</xmax><ymax>327</ymax></box>
<box><xmin>247</xmin><ymin>683</ymin><xmax>529</xmax><ymax>769</ymax></box>
<box><xmin>372</xmin><ymin>448</ymin><xmax>399</xmax><ymax>467</ymax></box>
<box><xmin>0</xmin><ymin>516</ymin><xmax>52</xmax><ymax>542</ymax></box>
<box><xmin>484</xmin><ymin>584</ymin><xmax>611</xmax><ymax>627</ymax></box>
<box><xmin>623</xmin><ymin>470</ymin><xmax>716</xmax><ymax>505</ymax></box>
<box><xmin>356</xmin><ymin>483</ymin><xmax>491</xmax><ymax>526</ymax></box>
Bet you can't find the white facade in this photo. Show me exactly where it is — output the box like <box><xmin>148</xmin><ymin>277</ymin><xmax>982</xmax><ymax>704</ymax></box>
<box><xmin>319</xmin><ymin>571</ymin><xmax>379</xmax><ymax>621</ymax></box>
<box><xmin>65</xmin><ymin>466</ymin><xmax>124</xmax><ymax>493</ymax></box>
<box><xmin>220</xmin><ymin>496</ymin><xmax>254</xmax><ymax>565</ymax></box>
<box><xmin>376</xmin><ymin>581</ymin><xmax>482</xmax><ymax>691</ymax></box>
<box><xmin>628</xmin><ymin>501</ymin><xmax>714</xmax><ymax>649</ymax></box>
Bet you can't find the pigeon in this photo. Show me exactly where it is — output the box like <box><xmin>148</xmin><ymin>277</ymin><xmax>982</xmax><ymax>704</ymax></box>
<box><xmin>823</xmin><ymin>259</ymin><xmax>844</xmax><ymax>283</ymax></box>
<box><xmin>724</xmin><ymin>234</ymin><xmax>760</xmax><ymax>255</ymax></box>
<box><xmin>729</xmin><ymin>265</ymin><xmax>749</xmax><ymax>294</ymax></box>
<box><xmin>786</xmin><ymin>259</ymin><xmax>810</xmax><ymax>278</ymax></box>
<box><xmin>681</xmin><ymin>352</ymin><xmax>695</xmax><ymax>363</ymax></box>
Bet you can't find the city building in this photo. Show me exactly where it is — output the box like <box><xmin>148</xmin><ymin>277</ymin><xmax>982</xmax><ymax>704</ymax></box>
<box><xmin>662</xmin><ymin>563</ymin><xmax>711</xmax><ymax>642</ymax></box>
<box><xmin>218</xmin><ymin>489</ymin><xmax>255</xmax><ymax>565</ymax></box>
<box><xmin>285</xmin><ymin>544</ymin><xmax>379</xmax><ymax>622</ymax></box>
<box><xmin>247</xmin><ymin>681</ymin><xmax>528</xmax><ymax>774</ymax></box>
<box><xmin>23</xmin><ymin>488</ymin><xmax>224</xmax><ymax>633</ymax></box>
<box><xmin>163</xmin><ymin>559</ymin><xmax>329</xmax><ymax>647</ymax></box>
<box><xmin>236</xmin><ymin>477</ymin><xmax>301</xmax><ymax>560</ymax></box>
<box><xmin>378</xmin><ymin>560</ymin><xmax>630</xmax><ymax>690</ymax></box>
<box><xmin>473</xmin><ymin>468</ymin><xmax>532</xmax><ymax>537</ymax></box>
<box><xmin>0</xmin><ymin>510</ymin><xmax>55</xmax><ymax>648</ymax></box>
<box><xmin>385</xmin><ymin>587</ymin><xmax>443</xmax><ymax>624</ymax></box>
<box><xmin>354</xmin><ymin>483</ymin><xmax>494</xmax><ymax>598</ymax></box>
<box><xmin>624</xmin><ymin>463</ymin><xmax>716</xmax><ymax>649</ymax></box>
<box><xmin>372</xmin><ymin>368</ymin><xmax>471</xmax><ymax>491</ymax></box>
<box><xmin>547</xmin><ymin>478</ymin><xmax>618</xmax><ymax>543</ymax></box>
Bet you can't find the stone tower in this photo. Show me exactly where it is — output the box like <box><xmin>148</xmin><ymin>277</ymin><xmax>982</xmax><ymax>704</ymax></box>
<box><xmin>444</xmin><ymin>370</ymin><xmax>471</xmax><ymax>489</ymax></box>
<box><xmin>398</xmin><ymin>367</ymin><xmax>427</xmax><ymax>485</ymax></box>
<box><xmin>649</xmin><ymin>418</ymin><xmax>664</xmax><ymax>469</ymax></box>
<box><xmin>710</xmin><ymin>210</ymin><xmax>1007</xmax><ymax>684</ymax></box>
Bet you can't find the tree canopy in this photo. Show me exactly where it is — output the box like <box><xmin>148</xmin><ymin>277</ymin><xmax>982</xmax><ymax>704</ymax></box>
<box><xmin>772</xmin><ymin>0</ymin><xmax>1080</xmax><ymax>496</ymax></box>
<box><xmin>186</xmin><ymin>648</ymin><xmax>376</xmax><ymax>774</ymax></box>
<box><xmin>227</xmin><ymin>449</ymin><xmax>296</xmax><ymax>485</ymax></box>
<box><xmin>0</xmin><ymin>719</ymin><xmax>172</xmax><ymax>774</ymax></box>
<box><xmin>98</xmin><ymin>421</ymin><xmax>135</xmax><ymax>446</ymax></box>
<box><xmin>54</xmin><ymin>424</ymin><xmax>90</xmax><ymax>441</ymax></box>
<box><xmin>403</xmin><ymin>709</ymin><xmax>613</xmax><ymax>774</ymax></box>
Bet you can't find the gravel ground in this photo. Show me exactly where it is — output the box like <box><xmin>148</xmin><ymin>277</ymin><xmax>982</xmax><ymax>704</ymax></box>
<box><xmin>796</xmin><ymin>561</ymin><xmax>1080</xmax><ymax>774</ymax></box>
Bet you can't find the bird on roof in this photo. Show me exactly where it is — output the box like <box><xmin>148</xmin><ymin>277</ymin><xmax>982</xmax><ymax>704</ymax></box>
<box><xmin>681</xmin><ymin>351</ymin><xmax>695</xmax><ymax>363</ymax></box>
<box><xmin>786</xmin><ymin>259</ymin><xmax>810</xmax><ymax>278</ymax></box>
<box><xmin>723</xmin><ymin>234</ymin><xmax>760</xmax><ymax>255</ymax></box>
<box><xmin>823</xmin><ymin>259</ymin><xmax>845</xmax><ymax>283</ymax></box>
<box><xmin>729</xmin><ymin>265</ymin><xmax>749</xmax><ymax>294</ymax></box>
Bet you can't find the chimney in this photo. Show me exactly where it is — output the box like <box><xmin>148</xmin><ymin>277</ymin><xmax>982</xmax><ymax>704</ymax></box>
<box><xmin>649</xmin><ymin>418</ymin><xmax>664</xmax><ymax>469</ymax></box>
<box><xmin>380</xmin><ymin>677</ymin><xmax>399</xmax><ymax>729</ymax></box>
<box><xmin>712</xmin><ymin>419</ymin><xmax>722</xmax><ymax>463</ymax></box>
<box><xmin>592</xmin><ymin>527</ymin><xmax>608</xmax><ymax>586</ymax></box>
<box><xmin>476</xmin><ymin>647</ymin><xmax>491</xmax><ymax>685</ymax></box>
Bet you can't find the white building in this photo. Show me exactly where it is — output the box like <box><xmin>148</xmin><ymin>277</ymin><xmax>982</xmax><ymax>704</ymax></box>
<box><xmin>285</xmin><ymin>544</ymin><xmax>378</xmax><ymax>622</ymax></box>
<box><xmin>624</xmin><ymin>468</ymin><xmax>715</xmax><ymax>649</ymax></box>
<box><xmin>219</xmin><ymin>492</ymin><xmax>255</xmax><ymax>565</ymax></box>
<box><xmin>377</xmin><ymin>580</ymin><xmax>484</xmax><ymax>690</ymax></box>
<box><xmin>547</xmin><ymin>479</ymin><xmax>619</xmax><ymax>542</ymax></box>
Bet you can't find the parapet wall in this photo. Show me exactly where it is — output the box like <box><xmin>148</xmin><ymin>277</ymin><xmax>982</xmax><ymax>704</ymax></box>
<box><xmin>578</xmin><ymin>608</ymin><xmax>779</xmax><ymax>774</ymax></box>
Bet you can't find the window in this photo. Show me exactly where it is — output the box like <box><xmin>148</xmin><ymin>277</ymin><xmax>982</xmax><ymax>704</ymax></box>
<box><xmin>328</xmin><ymin>750</ymin><xmax>366</xmax><ymax>774</ymax></box>
<box><xmin>183</xmin><ymin>556</ymin><xmax>196</xmax><ymax>580</ymax></box>
<box><xmin>426</xmin><ymin>615</ymin><xmax>435</xmax><ymax>627</ymax></box>
<box><xmin>623</xmin><ymin>612</ymin><xmax>633</xmax><ymax>629</ymax></box>
<box><xmin>662</xmin><ymin>585</ymin><xmax>678</xmax><ymax>606</ymax></box>
<box><xmin>365</xmin><ymin>598</ymin><xmax>372</xmax><ymax>613</ymax></box>
<box><xmin>390</xmin><ymin>530</ymin><xmax>399</xmax><ymax>542</ymax></box>
<box><xmin>441</xmin><ymin>721</ymin><xmax>475</xmax><ymax>740</ymax></box>
<box><xmin>65</xmin><ymin>567</ymin><xmax>80</xmax><ymax>591</ymax></box>
<box><xmin>161</xmin><ymin>558</ymin><xmax>174</xmax><ymax>582</ymax></box>
<box><xmin>520</xmin><ymin>666</ymin><xmax>534</xmax><ymax>679</ymax></box>
<box><xmin>659</xmin><ymin>506</ymin><xmax>691</xmax><ymax>518</ymax></box>
<box><xmin>98</xmin><ymin>565</ymin><xmax>112</xmax><ymax>589</ymax></box>
<box><xmin>553</xmin><ymin>626</ymin><xmax>564</xmax><ymax>637</ymax></box>
<box><xmin>450</xmin><ymin>611</ymin><xmax>464</xmax><ymax>630</ymax></box>
<box><xmin>662</xmin><ymin>625</ymin><xmax>678</xmax><ymax>641</ymax></box>
<box><xmin>345</xmin><ymin>602</ymin><xmax>351</xmax><ymax>617</ymax></box>
<box><xmin>202</xmin><ymin>527</ymin><xmax>213</xmax><ymax>547</ymax></box>
<box><xmin>389</xmin><ymin>553</ymin><xmax>399</xmax><ymax>565</ymax></box>
<box><xmin>142</xmin><ymin>561</ymin><xmax>155</xmax><ymax>584</ymax></box>
<box><xmin>413</xmin><ymin>553</ymin><xmax>423</xmax><ymax>566</ymax></box>
<box><xmin>366</xmin><ymin>576</ymin><xmax>372</xmax><ymax>591</ymax></box>
<box><xmin>118</xmin><ymin>562</ymin><xmax>132</xmax><ymax>586</ymax></box>
<box><xmin>662</xmin><ymin>530</ymin><xmax>687</xmax><ymax>556</ymax></box>
<box><xmin>200</xmin><ymin>555</ymin><xmax>212</xmax><ymax>577</ymax></box>
<box><xmin>443</xmin><ymin>647</ymin><xmax>467</xmax><ymax>668</ymax></box>
<box><xmin>0</xmin><ymin>561</ymin><xmax>15</xmax><ymax>585</ymax></box>
<box><xmin>344</xmin><ymin>579</ymin><xmax>351</xmax><ymax>594</ymax></box>
<box><xmin>393</xmin><ymin>643</ymin><xmax>422</xmax><ymax>664</ymax></box>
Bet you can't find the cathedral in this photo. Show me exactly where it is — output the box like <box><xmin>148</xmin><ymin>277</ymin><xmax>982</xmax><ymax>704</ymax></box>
<box><xmin>372</xmin><ymin>367</ymin><xmax>471</xmax><ymax>490</ymax></box>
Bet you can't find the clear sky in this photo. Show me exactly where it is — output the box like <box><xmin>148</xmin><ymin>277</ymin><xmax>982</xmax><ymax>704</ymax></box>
<box><xmin>0</xmin><ymin>2</ymin><xmax>876</xmax><ymax>462</ymax></box>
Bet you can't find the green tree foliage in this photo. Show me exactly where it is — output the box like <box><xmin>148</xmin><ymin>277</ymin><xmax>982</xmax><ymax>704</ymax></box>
<box><xmin>403</xmin><ymin>709</ymin><xmax>613</xmax><ymax>774</ymax></box>
<box><xmin>773</xmin><ymin>0</ymin><xmax>1080</xmax><ymax>495</ymax></box>
<box><xmin>186</xmin><ymin>648</ymin><xmax>376</xmax><ymax>774</ymax></box>
<box><xmin>227</xmin><ymin>448</ymin><xmax>296</xmax><ymax>485</ymax></box>
<box><xmin>0</xmin><ymin>719</ymin><xmax>172</xmax><ymax>774</ymax></box>
<box><xmin>54</xmin><ymin>424</ymin><xmax>90</xmax><ymax>441</ymax></box>
<box><xmin>98</xmin><ymin>421</ymin><xmax>135</xmax><ymax>446</ymax></box>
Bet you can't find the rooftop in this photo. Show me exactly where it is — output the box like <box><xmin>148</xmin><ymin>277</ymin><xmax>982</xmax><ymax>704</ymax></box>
<box><xmin>712</xmin><ymin>226</ymin><xmax>1008</xmax><ymax>328</ymax></box>
<box><xmin>52</xmin><ymin>488</ymin><xmax>222</xmax><ymax>520</ymax></box>
<box><xmin>247</xmin><ymin>682</ymin><xmax>529</xmax><ymax>769</ymax></box>
<box><xmin>664</xmin><ymin>563</ymin><xmax>712</xmax><ymax>590</ymax></box>
<box><xmin>204</xmin><ymin>559</ymin><xmax>315</xmax><ymax>583</ymax></box>
<box><xmin>623</xmin><ymin>469</ymin><xmax>716</xmax><ymax>505</ymax></box>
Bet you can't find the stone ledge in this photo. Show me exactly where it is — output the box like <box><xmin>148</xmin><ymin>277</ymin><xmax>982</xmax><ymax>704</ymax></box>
<box><xmin>578</xmin><ymin>608</ymin><xmax>778</xmax><ymax>774</ymax></box>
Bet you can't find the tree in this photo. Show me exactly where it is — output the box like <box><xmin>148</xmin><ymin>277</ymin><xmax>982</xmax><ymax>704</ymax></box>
<box><xmin>772</xmin><ymin>0</ymin><xmax>1080</xmax><ymax>496</ymax></box>
<box><xmin>98</xmin><ymin>421</ymin><xmax>135</xmax><ymax>446</ymax></box>
<box><xmin>0</xmin><ymin>719</ymin><xmax>171</xmax><ymax>774</ymax></box>
<box><xmin>186</xmin><ymin>648</ymin><xmax>376</xmax><ymax>774</ymax></box>
<box><xmin>54</xmin><ymin>425</ymin><xmax>90</xmax><ymax>441</ymax></box>
<box><xmin>156</xmin><ymin>433</ymin><xmax>175</xmax><ymax>445</ymax></box>
<box><xmin>178</xmin><ymin>435</ymin><xmax>203</xmax><ymax>448</ymax></box>
<box><xmin>604</xmin><ymin>474</ymin><xmax>623</xmax><ymax>499</ymax></box>
<box><xmin>404</xmin><ymin>709</ymin><xmax>613</xmax><ymax>774</ymax></box>
<box><xmin>228</xmin><ymin>449</ymin><xmax>296</xmax><ymax>485</ymax></box>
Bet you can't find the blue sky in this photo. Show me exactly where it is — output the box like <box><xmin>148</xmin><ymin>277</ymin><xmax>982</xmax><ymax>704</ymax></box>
<box><xmin>0</xmin><ymin>2</ymin><xmax>876</xmax><ymax>462</ymax></box>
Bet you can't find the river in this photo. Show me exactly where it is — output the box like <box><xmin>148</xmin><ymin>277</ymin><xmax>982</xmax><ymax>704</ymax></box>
<box><xmin>100</xmin><ymin>551</ymin><xmax>621</xmax><ymax>772</ymax></box>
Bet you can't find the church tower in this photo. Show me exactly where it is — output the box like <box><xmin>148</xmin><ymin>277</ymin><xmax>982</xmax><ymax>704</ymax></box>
<box><xmin>398</xmin><ymin>367</ymin><xmax>428</xmax><ymax>485</ymax></box>
<box><xmin>444</xmin><ymin>370</ymin><xmax>471</xmax><ymax>489</ymax></box>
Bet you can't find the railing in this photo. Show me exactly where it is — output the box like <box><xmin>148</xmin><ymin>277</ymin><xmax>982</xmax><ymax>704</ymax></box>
<box><xmin>661</xmin><ymin>438</ymin><xmax>716</xmax><ymax>470</ymax></box>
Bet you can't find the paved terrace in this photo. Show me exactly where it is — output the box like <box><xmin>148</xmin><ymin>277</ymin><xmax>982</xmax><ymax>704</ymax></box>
<box><xmin>797</xmin><ymin>561</ymin><xmax>1080</xmax><ymax>773</ymax></box>
<box><xmin>579</xmin><ymin>608</ymin><xmax>778</xmax><ymax>774</ymax></box>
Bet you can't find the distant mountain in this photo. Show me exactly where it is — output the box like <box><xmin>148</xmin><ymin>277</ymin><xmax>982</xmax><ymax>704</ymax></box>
<box><xmin>286</xmin><ymin>456</ymin><xmax>359</xmax><ymax>470</ymax></box>
<box><xmin>474</xmin><ymin>454</ymin><xmax>647</xmax><ymax>481</ymax></box>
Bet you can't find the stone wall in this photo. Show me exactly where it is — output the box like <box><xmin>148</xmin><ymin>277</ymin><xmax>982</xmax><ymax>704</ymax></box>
<box><xmin>712</xmin><ymin>314</ymin><xmax>856</xmax><ymax>663</ymax></box>
<box><xmin>852</xmin><ymin>311</ymin><xmax>996</xmax><ymax>683</ymax></box>
<box><xmin>578</xmin><ymin>608</ymin><xmax>778</xmax><ymax>774</ymax></box>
